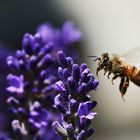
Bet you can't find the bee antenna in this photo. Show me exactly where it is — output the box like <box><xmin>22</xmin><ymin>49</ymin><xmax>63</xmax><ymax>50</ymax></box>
<box><xmin>87</xmin><ymin>55</ymin><xmax>97</xmax><ymax>58</ymax></box>
<box><xmin>88</xmin><ymin>56</ymin><xmax>100</xmax><ymax>61</ymax></box>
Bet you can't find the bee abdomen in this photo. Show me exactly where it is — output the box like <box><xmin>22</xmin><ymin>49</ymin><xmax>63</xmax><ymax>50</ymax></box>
<box><xmin>130</xmin><ymin>70</ymin><xmax>140</xmax><ymax>87</ymax></box>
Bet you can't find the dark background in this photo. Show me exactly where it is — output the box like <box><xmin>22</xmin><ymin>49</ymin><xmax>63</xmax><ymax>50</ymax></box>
<box><xmin>0</xmin><ymin>0</ymin><xmax>68</xmax><ymax>48</ymax></box>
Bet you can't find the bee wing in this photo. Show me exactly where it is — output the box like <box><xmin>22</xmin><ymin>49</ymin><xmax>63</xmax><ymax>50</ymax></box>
<box><xmin>121</xmin><ymin>47</ymin><xmax>140</xmax><ymax>68</ymax></box>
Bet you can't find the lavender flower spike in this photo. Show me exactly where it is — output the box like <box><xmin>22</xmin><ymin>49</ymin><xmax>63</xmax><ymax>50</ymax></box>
<box><xmin>53</xmin><ymin>51</ymin><xmax>99</xmax><ymax>140</ymax></box>
<box><xmin>37</xmin><ymin>21</ymin><xmax>82</xmax><ymax>46</ymax></box>
<box><xmin>6</xmin><ymin>32</ymin><xmax>60</xmax><ymax>139</ymax></box>
<box><xmin>6</xmin><ymin>22</ymin><xmax>82</xmax><ymax>140</ymax></box>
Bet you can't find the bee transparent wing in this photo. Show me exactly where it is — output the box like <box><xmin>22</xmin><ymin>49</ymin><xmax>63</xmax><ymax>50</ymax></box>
<box><xmin>121</xmin><ymin>47</ymin><xmax>140</xmax><ymax>68</ymax></box>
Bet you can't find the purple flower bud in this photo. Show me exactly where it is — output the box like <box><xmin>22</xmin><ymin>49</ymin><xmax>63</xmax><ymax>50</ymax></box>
<box><xmin>32</xmin><ymin>33</ymin><xmax>42</xmax><ymax>45</ymax></box>
<box><xmin>29</xmin><ymin>102</ymin><xmax>48</xmax><ymax>129</ymax></box>
<box><xmin>58</xmin><ymin>67</ymin><xmax>64</xmax><ymax>80</ymax></box>
<box><xmin>82</xmin><ymin>128</ymin><xmax>95</xmax><ymax>138</ymax></box>
<box><xmin>54</xmin><ymin>94</ymin><xmax>61</xmax><ymax>107</ymax></box>
<box><xmin>38</xmin><ymin>43</ymin><xmax>54</xmax><ymax>57</ymax></box>
<box><xmin>88</xmin><ymin>79</ymin><xmax>99</xmax><ymax>90</ymax></box>
<box><xmin>79</xmin><ymin>119</ymin><xmax>91</xmax><ymax>130</ymax></box>
<box><xmin>57</xmin><ymin>51</ymin><xmax>68</xmax><ymax>67</ymax></box>
<box><xmin>67</xmin><ymin>76</ymin><xmax>77</xmax><ymax>92</ymax></box>
<box><xmin>72</xmin><ymin>64</ymin><xmax>80</xmax><ymax>83</ymax></box>
<box><xmin>65</xmin><ymin>124</ymin><xmax>76</xmax><ymax>139</ymax></box>
<box><xmin>77</xmin><ymin>129</ymin><xmax>95</xmax><ymax>140</ymax></box>
<box><xmin>16</xmin><ymin>50</ymin><xmax>26</xmax><ymax>59</ymax></box>
<box><xmin>52</xmin><ymin>121</ymin><xmax>68</xmax><ymax>138</ymax></box>
<box><xmin>56</xmin><ymin>104</ymin><xmax>67</xmax><ymax>114</ymax></box>
<box><xmin>37</xmin><ymin>54</ymin><xmax>53</xmax><ymax>69</ymax></box>
<box><xmin>80</xmin><ymin>63</ymin><xmax>88</xmax><ymax>73</ymax></box>
<box><xmin>29</xmin><ymin>55</ymin><xmax>38</xmax><ymax>70</ymax></box>
<box><xmin>77</xmin><ymin>101</ymin><xmax>97</xmax><ymax>120</ymax></box>
<box><xmin>77</xmin><ymin>130</ymin><xmax>85</xmax><ymax>140</ymax></box>
<box><xmin>54</xmin><ymin>94</ymin><xmax>67</xmax><ymax>114</ymax></box>
<box><xmin>70</xmin><ymin>99</ymin><xmax>78</xmax><ymax>113</ymax></box>
<box><xmin>34</xmin><ymin>45</ymin><xmax>41</xmax><ymax>55</ymax></box>
<box><xmin>8</xmin><ymin>107</ymin><xmax>18</xmax><ymax>114</ymax></box>
<box><xmin>63</xmin><ymin>68</ymin><xmax>70</xmax><ymax>80</ymax></box>
<box><xmin>70</xmin><ymin>99</ymin><xmax>77</xmax><ymax>109</ymax></box>
<box><xmin>18</xmin><ymin>60</ymin><xmax>28</xmax><ymax>72</ymax></box>
<box><xmin>40</xmin><ymin>70</ymin><xmax>47</xmax><ymax>79</ymax></box>
<box><xmin>7</xmin><ymin>56</ymin><xmax>19</xmax><ymax>70</ymax></box>
<box><xmin>55</xmin><ymin>81</ymin><xmax>66</xmax><ymax>92</ymax></box>
<box><xmin>17</xmin><ymin>107</ymin><xmax>26</xmax><ymax>117</ymax></box>
<box><xmin>22</xmin><ymin>33</ymin><xmax>33</xmax><ymax>55</ymax></box>
<box><xmin>6</xmin><ymin>74</ymin><xmax>24</xmax><ymax>95</ymax></box>
<box><xmin>80</xmin><ymin>68</ymin><xmax>90</xmax><ymax>83</ymax></box>
<box><xmin>78</xmin><ymin>83</ymin><xmax>90</xmax><ymax>94</ymax></box>
<box><xmin>66</xmin><ymin>57</ymin><xmax>73</xmax><ymax>68</ymax></box>
<box><xmin>12</xmin><ymin>120</ymin><xmax>27</xmax><ymax>136</ymax></box>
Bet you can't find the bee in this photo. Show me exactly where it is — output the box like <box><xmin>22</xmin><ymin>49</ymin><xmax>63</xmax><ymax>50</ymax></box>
<box><xmin>88</xmin><ymin>48</ymin><xmax>140</xmax><ymax>100</ymax></box>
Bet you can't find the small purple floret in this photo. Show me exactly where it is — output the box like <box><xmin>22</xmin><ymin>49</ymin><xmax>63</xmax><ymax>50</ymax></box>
<box><xmin>6</xmin><ymin>74</ymin><xmax>24</xmax><ymax>95</ymax></box>
<box><xmin>77</xmin><ymin>101</ymin><xmax>97</xmax><ymax>120</ymax></box>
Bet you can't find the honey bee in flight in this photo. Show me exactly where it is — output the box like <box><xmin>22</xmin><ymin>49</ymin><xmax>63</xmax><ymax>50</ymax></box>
<box><xmin>88</xmin><ymin>47</ymin><xmax>140</xmax><ymax>100</ymax></box>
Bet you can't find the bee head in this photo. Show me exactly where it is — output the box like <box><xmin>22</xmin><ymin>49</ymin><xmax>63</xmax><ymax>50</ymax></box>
<box><xmin>88</xmin><ymin>53</ymin><xmax>112</xmax><ymax>76</ymax></box>
<box><xmin>88</xmin><ymin>53</ymin><xmax>110</xmax><ymax>67</ymax></box>
<box><xmin>99</xmin><ymin>53</ymin><xmax>110</xmax><ymax>68</ymax></box>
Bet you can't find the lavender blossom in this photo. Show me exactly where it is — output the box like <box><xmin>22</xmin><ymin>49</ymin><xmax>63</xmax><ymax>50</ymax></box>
<box><xmin>37</xmin><ymin>21</ymin><xmax>82</xmax><ymax>59</ymax></box>
<box><xmin>28</xmin><ymin>101</ymin><xmax>48</xmax><ymax>129</ymax></box>
<box><xmin>6</xmin><ymin>33</ymin><xmax>60</xmax><ymax>139</ymax></box>
<box><xmin>0</xmin><ymin>46</ymin><xmax>15</xmax><ymax>140</ymax></box>
<box><xmin>53</xmin><ymin>51</ymin><xmax>99</xmax><ymax>140</ymax></box>
<box><xmin>37</xmin><ymin>21</ymin><xmax>82</xmax><ymax>47</ymax></box>
<box><xmin>6</xmin><ymin>22</ymin><xmax>82</xmax><ymax>139</ymax></box>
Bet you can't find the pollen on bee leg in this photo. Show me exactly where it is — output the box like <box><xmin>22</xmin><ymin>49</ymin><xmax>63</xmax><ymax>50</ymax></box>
<box><xmin>119</xmin><ymin>80</ymin><xmax>128</xmax><ymax>101</ymax></box>
<box><xmin>123</xmin><ymin>82</ymin><xmax>129</xmax><ymax>88</ymax></box>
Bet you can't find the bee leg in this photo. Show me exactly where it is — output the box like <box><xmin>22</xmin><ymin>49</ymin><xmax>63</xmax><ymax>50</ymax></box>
<box><xmin>111</xmin><ymin>74</ymin><xmax>119</xmax><ymax>85</ymax></box>
<box><xmin>104</xmin><ymin>69</ymin><xmax>107</xmax><ymax>75</ymax></box>
<box><xmin>119</xmin><ymin>77</ymin><xmax>126</xmax><ymax>100</ymax></box>
<box><xmin>119</xmin><ymin>77</ymin><xmax>129</xmax><ymax>101</ymax></box>
<box><xmin>96</xmin><ymin>67</ymin><xmax>102</xmax><ymax>77</ymax></box>
<box><xmin>108</xmin><ymin>72</ymin><xmax>111</xmax><ymax>79</ymax></box>
<box><xmin>94</xmin><ymin>57</ymin><xmax>101</xmax><ymax>62</ymax></box>
<box><xmin>119</xmin><ymin>77</ymin><xmax>125</xmax><ymax>92</ymax></box>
